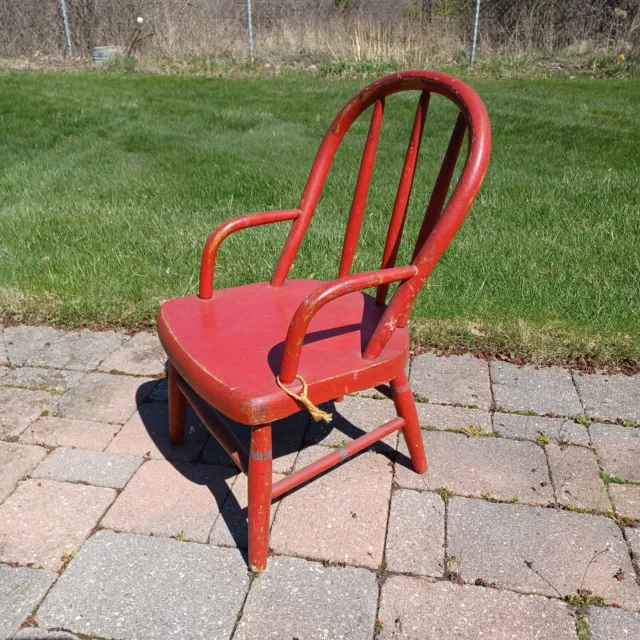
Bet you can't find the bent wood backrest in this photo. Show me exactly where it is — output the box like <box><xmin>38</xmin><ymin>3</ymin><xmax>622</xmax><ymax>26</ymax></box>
<box><xmin>270</xmin><ymin>71</ymin><xmax>491</xmax><ymax>360</ymax></box>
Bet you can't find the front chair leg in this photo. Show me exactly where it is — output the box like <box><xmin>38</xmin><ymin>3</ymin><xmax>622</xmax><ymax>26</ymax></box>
<box><xmin>168</xmin><ymin>362</ymin><xmax>187</xmax><ymax>446</ymax></box>
<box><xmin>391</xmin><ymin>371</ymin><xmax>428</xmax><ymax>474</ymax></box>
<box><xmin>248</xmin><ymin>423</ymin><xmax>273</xmax><ymax>572</ymax></box>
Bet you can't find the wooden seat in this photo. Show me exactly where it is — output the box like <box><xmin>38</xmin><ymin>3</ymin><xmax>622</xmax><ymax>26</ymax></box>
<box><xmin>158</xmin><ymin>280</ymin><xmax>409</xmax><ymax>425</ymax></box>
<box><xmin>158</xmin><ymin>70</ymin><xmax>491</xmax><ymax>572</ymax></box>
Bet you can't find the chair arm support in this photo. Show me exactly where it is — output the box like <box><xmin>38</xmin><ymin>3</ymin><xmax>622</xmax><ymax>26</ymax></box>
<box><xmin>279</xmin><ymin>265</ymin><xmax>418</xmax><ymax>383</ymax></box>
<box><xmin>199</xmin><ymin>209</ymin><xmax>301</xmax><ymax>298</ymax></box>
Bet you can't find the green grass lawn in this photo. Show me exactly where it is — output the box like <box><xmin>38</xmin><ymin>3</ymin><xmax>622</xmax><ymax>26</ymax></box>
<box><xmin>0</xmin><ymin>72</ymin><xmax>638</xmax><ymax>367</ymax></box>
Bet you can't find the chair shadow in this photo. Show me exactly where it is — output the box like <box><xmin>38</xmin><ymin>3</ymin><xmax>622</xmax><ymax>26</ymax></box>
<box><xmin>134</xmin><ymin>374</ymin><xmax>410</xmax><ymax>558</ymax></box>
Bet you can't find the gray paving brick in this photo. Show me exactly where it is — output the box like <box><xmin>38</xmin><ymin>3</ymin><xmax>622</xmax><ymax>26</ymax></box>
<box><xmin>546</xmin><ymin>443</ymin><xmax>610</xmax><ymax>511</ymax></box>
<box><xmin>19</xmin><ymin>416</ymin><xmax>118</xmax><ymax>451</ymax></box>
<box><xmin>4</xmin><ymin>326</ymin><xmax>123</xmax><ymax>372</ymax></box>
<box><xmin>106</xmin><ymin>402</ymin><xmax>209</xmax><ymax>462</ymax></box>
<box><xmin>31</xmin><ymin>448</ymin><xmax>142</xmax><ymax>489</ymax></box>
<box><xmin>627</xmin><ymin>527</ymin><xmax>640</xmax><ymax>562</ymax></box>
<box><xmin>385</xmin><ymin>489</ymin><xmax>445</xmax><ymax>577</ymax></box>
<box><xmin>37</xmin><ymin>530</ymin><xmax>249</xmax><ymax>640</ymax></box>
<box><xmin>574</xmin><ymin>372</ymin><xmax>640</xmax><ymax>422</ymax></box>
<box><xmin>448</xmin><ymin>497</ymin><xmax>640</xmax><ymax>609</ymax></box>
<box><xmin>202</xmin><ymin>411</ymin><xmax>307</xmax><ymax>475</ymax></box>
<box><xmin>101</xmin><ymin>460</ymin><xmax>235</xmax><ymax>543</ymax></box>
<box><xmin>0</xmin><ymin>479</ymin><xmax>116</xmax><ymax>571</ymax></box>
<box><xmin>610</xmin><ymin>484</ymin><xmax>640</xmax><ymax>520</ymax></box>
<box><xmin>416</xmin><ymin>403</ymin><xmax>492</xmax><ymax>433</ymax></box>
<box><xmin>234</xmin><ymin>555</ymin><xmax>378</xmax><ymax>640</ymax></box>
<box><xmin>13</xmin><ymin>631</ymin><xmax>80</xmax><ymax>640</ymax></box>
<box><xmin>58</xmin><ymin>372</ymin><xmax>158</xmax><ymax>424</ymax></box>
<box><xmin>0</xmin><ymin>441</ymin><xmax>47</xmax><ymax>502</ymax></box>
<box><xmin>590</xmin><ymin>423</ymin><xmax>640</xmax><ymax>482</ymax></box>
<box><xmin>490</xmin><ymin>361</ymin><xmax>582</xmax><ymax>416</ymax></box>
<box><xmin>304</xmin><ymin>395</ymin><xmax>398</xmax><ymax>451</ymax></box>
<box><xmin>0</xmin><ymin>367</ymin><xmax>84</xmax><ymax>394</ymax></box>
<box><xmin>587</xmin><ymin>606</ymin><xmax>640</xmax><ymax>640</ymax></box>
<box><xmin>270</xmin><ymin>448</ymin><xmax>393</xmax><ymax>568</ymax></box>
<box><xmin>0</xmin><ymin>565</ymin><xmax>57</xmax><ymax>639</ymax></box>
<box><xmin>378</xmin><ymin>576</ymin><xmax>578</xmax><ymax>640</ymax></box>
<box><xmin>149</xmin><ymin>377</ymin><xmax>168</xmax><ymax>401</ymax></box>
<box><xmin>493</xmin><ymin>412</ymin><xmax>589</xmax><ymax>445</ymax></box>
<box><xmin>0</xmin><ymin>387</ymin><xmax>57</xmax><ymax>439</ymax></box>
<box><xmin>410</xmin><ymin>353</ymin><xmax>492</xmax><ymax>409</ymax></box>
<box><xmin>98</xmin><ymin>331</ymin><xmax>166</xmax><ymax>377</ymax></box>
<box><xmin>396</xmin><ymin>430</ymin><xmax>553</xmax><ymax>505</ymax></box>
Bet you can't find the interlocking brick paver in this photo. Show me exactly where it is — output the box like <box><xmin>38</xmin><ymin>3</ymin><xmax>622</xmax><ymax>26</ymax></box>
<box><xmin>31</xmin><ymin>447</ymin><xmax>142</xmax><ymax>489</ymax></box>
<box><xmin>305</xmin><ymin>395</ymin><xmax>398</xmax><ymax>450</ymax></box>
<box><xmin>149</xmin><ymin>377</ymin><xmax>168</xmax><ymax>401</ymax></box>
<box><xmin>4</xmin><ymin>326</ymin><xmax>123</xmax><ymax>371</ymax></box>
<box><xmin>106</xmin><ymin>401</ymin><xmax>209</xmax><ymax>461</ymax></box>
<box><xmin>587</xmin><ymin>606</ymin><xmax>640</xmax><ymax>640</ymax></box>
<box><xmin>627</xmin><ymin>527</ymin><xmax>640</xmax><ymax>562</ymax></box>
<box><xmin>98</xmin><ymin>331</ymin><xmax>166</xmax><ymax>377</ymax></box>
<box><xmin>610</xmin><ymin>484</ymin><xmax>640</xmax><ymax>520</ymax></box>
<box><xmin>416</xmin><ymin>403</ymin><xmax>492</xmax><ymax>433</ymax></box>
<box><xmin>270</xmin><ymin>448</ymin><xmax>393</xmax><ymax>568</ymax></box>
<box><xmin>102</xmin><ymin>460</ymin><xmax>234</xmax><ymax>542</ymax></box>
<box><xmin>0</xmin><ymin>441</ymin><xmax>47</xmax><ymax>502</ymax></box>
<box><xmin>396</xmin><ymin>430</ymin><xmax>553</xmax><ymax>505</ymax></box>
<box><xmin>378</xmin><ymin>576</ymin><xmax>578</xmax><ymax>640</ymax></box>
<box><xmin>574</xmin><ymin>371</ymin><xmax>640</xmax><ymax>422</ymax></box>
<box><xmin>0</xmin><ymin>387</ymin><xmax>56</xmax><ymax>439</ymax></box>
<box><xmin>410</xmin><ymin>353</ymin><xmax>492</xmax><ymax>408</ymax></box>
<box><xmin>448</xmin><ymin>497</ymin><xmax>640</xmax><ymax>609</ymax></box>
<box><xmin>0</xmin><ymin>565</ymin><xmax>57</xmax><ymax>639</ymax></box>
<box><xmin>490</xmin><ymin>361</ymin><xmax>582</xmax><ymax>416</ymax></box>
<box><xmin>37</xmin><ymin>530</ymin><xmax>249</xmax><ymax>640</ymax></box>
<box><xmin>493</xmin><ymin>412</ymin><xmax>589</xmax><ymax>445</ymax></box>
<box><xmin>385</xmin><ymin>489</ymin><xmax>445</xmax><ymax>576</ymax></box>
<box><xmin>0</xmin><ymin>479</ymin><xmax>115</xmax><ymax>571</ymax></box>
<box><xmin>58</xmin><ymin>372</ymin><xmax>157</xmax><ymax>424</ymax></box>
<box><xmin>20</xmin><ymin>416</ymin><xmax>118</xmax><ymax>451</ymax></box>
<box><xmin>202</xmin><ymin>411</ymin><xmax>307</xmax><ymax>474</ymax></box>
<box><xmin>546</xmin><ymin>443</ymin><xmax>610</xmax><ymax>511</ymax></box>
<box><xmin>590</xmin><ymin>423</ymin><xmax>640</xmax><ymax>482</ymax></box>
<box><xmin>209</xmin><ymin>471</ymin><xmax>285</xmax><ymax>549</ymax></box>
<box><xmin>0</xmin><ymin>367</ymin><xmax>84</xmax><ymax>393</ymax></box>
<box><xmin>235</xmin><ymin>555</ymin><xmax>378</xmax><ymax>640</ymax></box>
<box><xmin>13</xmin><ymin>630</ymin><xmax>81</xmax><ymax>639</ymax></box>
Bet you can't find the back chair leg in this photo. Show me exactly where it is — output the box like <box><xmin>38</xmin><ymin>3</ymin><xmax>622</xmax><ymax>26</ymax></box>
<box><xmin>248</xmin><ymin>423</ymin><xmax>273</xmax><ymax>572</ymax></box>
<box><xmin>391</xmin><ymin>371</ymin><xmax>428</xmax><ymax>474</ymax></box>
<box><xmin>168</xmin><ymin>362</ymin><xmax>187</xmax><ymax>446</ymax></box>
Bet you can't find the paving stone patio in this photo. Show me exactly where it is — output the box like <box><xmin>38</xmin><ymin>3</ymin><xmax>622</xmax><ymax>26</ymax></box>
<box><xmin>1</xmin><ymin>324</ymin><xmax>640</xmax><ymax>639</ymax></box>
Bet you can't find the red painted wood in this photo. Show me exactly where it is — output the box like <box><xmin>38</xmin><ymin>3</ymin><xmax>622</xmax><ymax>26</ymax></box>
<box><xmin>159</xmin><ymin>70</ymin><xmax>491</xmax><ymax>571</ymax></box>
<box><xmin>339</xmin><ymin>98</ymin><xmax>385</xmax><ymax>278</ymax></box>
<box><xmin>391</xmin><ymin>372</ymin><xmax>428</xmax><ymax>473</ymax></box>
<box><xmin>168</xmin><ymin>362</ymin><xmax>186</xmax><ymax>446</ymax></box>
<box><xmin>247</xmin><ymin>423</ymin><xmax>272</xmax><ymax>572</ymax></box>
<box><xmin>412</xmin><ymin>113</ymin><xmax>467</xmax><ymax>262</ymax></box>
<box><xmin>176</xmin><ymin>377</ymin><xmax>249</xmax><ymax>474</ymax></box>
<box><xmin>376</xmin><ymin>91</ymin><xmax>430</xmax><ymax>305</ymax></box>
<box><xmin>271</xmin><ymin>417</ymin><xmax>405</xmax><ymax>499</ymax></box>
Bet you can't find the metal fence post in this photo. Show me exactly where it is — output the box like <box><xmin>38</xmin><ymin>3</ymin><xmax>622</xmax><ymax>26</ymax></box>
<box><xmin>247</xmin><ymin>0</ymin><xmax>255</xmax><ymax>62</ymax></box>
<box><xmin>470</xmin><ymin>0</ymin><xmax>481</xmax><ymax>64</ymax></box>
<box><xmin>59</xmin><ymin>0</ymin><xmax>73</xmax><ymax>57</ymax></box>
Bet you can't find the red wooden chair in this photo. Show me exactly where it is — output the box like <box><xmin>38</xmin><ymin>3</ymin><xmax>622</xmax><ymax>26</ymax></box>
<box><xmin>158</xmin><ymin>70</ymin><xmax>491</xmax><ymax>572</ymax></box>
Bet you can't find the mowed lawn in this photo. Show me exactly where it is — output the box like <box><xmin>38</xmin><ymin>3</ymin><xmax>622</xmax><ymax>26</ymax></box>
<box><xmin>0</xmin><ymin>72</ymin><xmax>638</xmax><ymax>367</ymax></box>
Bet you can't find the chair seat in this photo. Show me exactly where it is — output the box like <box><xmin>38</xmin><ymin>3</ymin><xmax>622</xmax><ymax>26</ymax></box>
<box><xmin>157</xmin><ymin>280</ymin><xmax>409</xmax><ymax>425</ymax></box>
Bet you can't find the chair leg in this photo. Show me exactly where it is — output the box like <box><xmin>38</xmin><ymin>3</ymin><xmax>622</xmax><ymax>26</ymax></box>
<box><xmin>391</xmin><ymin>371</ymin><xmax>427</xmax><ymax>474</ymax></box>
<box><xmin>248</xmin><ymin>422</ymin><xmax>272</xmax><ymax>572</ymax></box>
<box><xmin>168</xmin><ymin>362</ymin><xmax>186</xmax><ymax>446</ymax></box>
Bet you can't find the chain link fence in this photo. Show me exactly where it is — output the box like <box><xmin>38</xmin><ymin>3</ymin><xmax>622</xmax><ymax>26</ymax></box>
<box><xmin>1</xmin><ymin>0</ymin><xmax>638</xmax><ymax>63</ymax></box>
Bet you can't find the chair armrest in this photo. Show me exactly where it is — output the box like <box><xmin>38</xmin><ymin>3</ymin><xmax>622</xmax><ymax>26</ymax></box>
<box><xmin>199</xmin><ymin>209</ymin><xmax>301</xmax><ymax>298</ymax></box>
<box><xmin>279</xmin><ymin>265</ymin><xmax>418</xmax><ymax>383</ymax></box>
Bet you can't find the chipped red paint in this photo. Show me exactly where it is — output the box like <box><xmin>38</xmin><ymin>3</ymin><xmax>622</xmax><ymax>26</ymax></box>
<box><xmin>158</xmin><ymin>70</ymin><xmax>491</xmax><ymax>571</ymax></box>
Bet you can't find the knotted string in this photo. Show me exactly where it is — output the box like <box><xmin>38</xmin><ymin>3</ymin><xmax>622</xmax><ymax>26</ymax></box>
<box><xmin>276</xmin><ymin>374</ymin><xmax>333</xmax><ymax>423</ymax></box>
